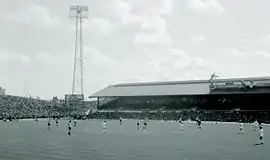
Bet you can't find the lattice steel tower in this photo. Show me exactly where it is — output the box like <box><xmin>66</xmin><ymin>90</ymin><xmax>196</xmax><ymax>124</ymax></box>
<box><xmin>69</xmin><ymin>5</ymin><xmax>88</xmax><ymax>95</ymax></box>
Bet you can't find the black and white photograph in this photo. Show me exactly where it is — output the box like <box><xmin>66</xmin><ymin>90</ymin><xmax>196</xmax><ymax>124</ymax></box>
<box><xmin>0</xmin><ymin>0</ymin><xmax>270</xmax><ymax>160</ymax></box>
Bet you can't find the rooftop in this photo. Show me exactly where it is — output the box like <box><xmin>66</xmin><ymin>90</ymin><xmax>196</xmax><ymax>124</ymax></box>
<box><xmin>90</xmin><ymin>77</ymin><xmax>270</xmax><ymax>98</ymax></box>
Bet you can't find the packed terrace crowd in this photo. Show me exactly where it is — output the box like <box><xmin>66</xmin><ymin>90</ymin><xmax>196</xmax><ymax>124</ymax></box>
<box><xmin>0</xmin><ymin>95</ymin><xmax>270</xmax><ymax>123</ymax></box>
<box><xmin>90</xmin><ymin>110</ymin><xmax>270</xmax><ymax>123</ymax></box>
<box><xmin>0</xmin><ymin>95</ymin><xmax>67</xmax><ymax>119</ymax></box>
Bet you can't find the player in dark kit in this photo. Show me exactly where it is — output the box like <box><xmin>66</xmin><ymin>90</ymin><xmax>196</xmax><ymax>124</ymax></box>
<box><xmin>47</xmin><ymin>121</ymin><xmax>51</xmax><ymax>130</ymax></box>
<box><xmin>119</xmin><ymin>117</ymin><xmax>122</xmax><ymax>125</ymax></box>
<box><xmin>68</xmin><ymin>120</ymin><xmax>72</xmax><ymax>135</ymax></box>
<box><xmin>258</xmin><ymin>121</ymin><xmax>262</xmax><ymax>128</ymax></box>
<box><xmin>196</xmin><ymin>118</ymin><xmax>202</xmax><ymax>130</ymax></box>
<box><xmin>55</xmin><ymin>119</ymin><xmax>59</xmax><ymax>127</ymax></box>
<box><xmin>143</xmin><ymin>119</ymin><xmax>147</xmax><ymax>130</ymax></box>
<box><xmin>137</xmin><ymin>120</ymin><xmax>140</xmax><ymax>130</ymax></box>
<box><xmin>73</xmin><ymin>119</ymin><xmax>76</xmax><ymax>127</ymax></box>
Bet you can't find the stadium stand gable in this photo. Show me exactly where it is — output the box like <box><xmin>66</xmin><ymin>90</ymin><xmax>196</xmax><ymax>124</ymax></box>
<box><xmin>90</xmin><ymin>77</ymin><xmax>270</xmax><ymax>98</ymax></box>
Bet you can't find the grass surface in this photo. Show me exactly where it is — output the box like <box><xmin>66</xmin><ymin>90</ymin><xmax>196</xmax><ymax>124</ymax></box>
<box><xmin>0</xmin><ymin>120</ymin><xmax>269</xmax><ymax>160</ymax></box>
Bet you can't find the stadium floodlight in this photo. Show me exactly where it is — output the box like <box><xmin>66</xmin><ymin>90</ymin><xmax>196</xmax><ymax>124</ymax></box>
<box><xmin>69</xmin><ymin>4</ymin><xmax>88</xmax><ymax>96</ymax></box>
<box><xmin>69</xmin><ymin>5</ymin><xmax>89</xmax><ymax>19</ymax></box>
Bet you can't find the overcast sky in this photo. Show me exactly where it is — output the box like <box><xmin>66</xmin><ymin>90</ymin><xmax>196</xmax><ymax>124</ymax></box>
<box><xmin>0</xmin><ymin>0</ymin><xmax>270</xmax><ymax>99</ymax></box>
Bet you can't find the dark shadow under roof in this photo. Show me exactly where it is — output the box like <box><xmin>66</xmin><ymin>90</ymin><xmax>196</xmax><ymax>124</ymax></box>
<box><xmin>90</xmin><ymin>77</ymin><xmax>270</xmax><ymax>98</ymax></box>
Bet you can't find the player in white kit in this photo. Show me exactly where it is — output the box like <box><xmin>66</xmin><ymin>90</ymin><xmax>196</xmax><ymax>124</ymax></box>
<box><xmin>258</xmin><ymin>125</ymin><xmax>264</xmax><ymax>145</ymax></box>
<box><xmin>187</xmin><ymin>118</ymin><xmax>192</xmax><ymax>127</ymax></box>
<box><xmin>103</xmin><ymin>120</ymin><xmax>107</xmax><ymax>133</ymax></box>
<box><xmin>179</xmin><ymin>119</ymin><xmax>184</xmax><ymax>131</ymax></box>
<box><xmin>239</xmin><ymin>122</ymin><xmax>244</xmax><ymax>134</ymax></box>
<box><xmin>196</xmin><ymin>118</ymin><xmax>202</xmax><ymax>130</ymax></box>
<box><xmin>253</xmin><ymin>120</ymin><xmax>259</xmax><ymax>131</ymax></box>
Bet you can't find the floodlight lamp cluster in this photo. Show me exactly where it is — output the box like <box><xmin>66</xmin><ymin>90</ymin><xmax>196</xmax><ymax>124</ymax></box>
<box><xmin>69</xmin><ymin>5</ymin><xmax>89</xmax><ymax>19</ymax></box>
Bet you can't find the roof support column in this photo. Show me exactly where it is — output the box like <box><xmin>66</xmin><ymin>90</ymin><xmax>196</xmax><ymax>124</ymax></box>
<box><xmin>97</xmin><ymin>97</ymin><xmax>100</xmax><ymax>110</ymax></box>
<box><xmin>149</xmin><ymin>96</ymin><xmax>152</xmax><ymax>109</ymax></box>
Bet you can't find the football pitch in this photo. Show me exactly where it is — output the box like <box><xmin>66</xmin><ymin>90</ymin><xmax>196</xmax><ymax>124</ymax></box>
<box><xmin>0</xmin><ymin>120</ymin><xmax>269</xmax><ymax>160</ymax></box>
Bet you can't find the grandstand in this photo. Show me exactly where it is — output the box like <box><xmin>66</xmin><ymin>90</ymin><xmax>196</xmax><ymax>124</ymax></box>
<box><xmin>89</xmin><ymin>77</ymin><xmax>270</xmax><ymax>111</ymax></box>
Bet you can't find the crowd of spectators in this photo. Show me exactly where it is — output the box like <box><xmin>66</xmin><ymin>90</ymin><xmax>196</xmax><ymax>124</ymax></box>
<box><xmin>0</xmin><ymin>95</ymin><xmax>68</xmax><ymax>119</ymax></box>
<box><xmin>1</xmin><ymin>95</ymin><xmax>270</xmax><ymax>123</ymax></box>
<box><xmin>88</xmin><ymin>110</ymin><xmax>270</xmax><ymax>123</ymax></box>
<box><xmin>100</xmin><ymin>94</ymin><xmax>270</xmax><ymax>111</ymax></box>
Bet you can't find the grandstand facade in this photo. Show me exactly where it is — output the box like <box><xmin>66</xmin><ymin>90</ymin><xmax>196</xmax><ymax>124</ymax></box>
<box><xmin>90</xmin><ymin>77</ymin><xmax>270</xmax><ymax>111</ymax></box>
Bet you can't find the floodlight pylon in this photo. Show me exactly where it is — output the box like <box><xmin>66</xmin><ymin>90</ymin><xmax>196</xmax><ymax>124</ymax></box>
<box><xmin>69</xmin><ymin>5</ymin><xmax>88</xmax><ymax>95</ymax></box>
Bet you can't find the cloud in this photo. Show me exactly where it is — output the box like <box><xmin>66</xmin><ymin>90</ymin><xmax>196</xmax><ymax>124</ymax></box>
<box><xmin>187</xmin><ymin>0</ymin><xmax>224</xmax><ymax>15</ymax></box>
<box><xmin>141</xmin><ymin>16</ymin><xmax>167</xmax><ymax>33</ymax></box>
<box><xmin>169</xmin><ymin>49</ymin><xmax>209</xmax><ymax>69</ymax></box>
<box><xmin>122</xmin><ymin>14</ymin><xmax>148</xmax><ymax>25</ymax></box>
<box><xmin>112</xmin><ymin>48</ymin><xmax>220</xmax><ymax>83</ymax></box>
<box><xmin>228</xmin><ymin>49</ymin><xmax>270</xmax><ymax>61</ymax></box>
<box><xmin>121</xmin><ymin>0</ymin><xmax>172</xmax><ymax>33</ymax></box>
<box><xmin>10</xmin><ymin>4</ymin><xmax>60</xmax><ymax>28</ymax></box>
<box><xmin>256</xmin><ymin>51</ymin><xmax>270</xmax><ymax>58</ymax></box>
<box><xmin>85</xmin><ymin>17</ymin><xmax>115</xmax><ymax>35</ymax></box>
<box><xmin>157</xmin><ymin>0</ymin><xmax>174</xmax><ymax>16</ymax></box>
<box><xmin>0</xmin><ymin>51</ymin><xmax>31</xmax><ymax>65</ymax></box>
<box><xmin>87</xmin><ymin>0</ymin><xmax>131</xmax><ymax>23</ymax></box>
<box><xmin>123</xmin><ymin>14</ymin><xmax>167</xmax><ymax>34</ymax></box>
<box><xmin>115</xmin><ymin>0</ymin><xmax>132</xmax><ymax>21</ymax></box>
<box><xmin>213</xmin><ymin>48</ymin><xmax>270</xmax><ymax>78</ymax></box>
<box><xmin>229</xmin><ymin>48</ymin><xmax>247</xmax><ymax>57</ymax></box>
<box><xmin>128</xmin><ymin>0</ymin><xmax>174</xmax><ymax>16</ymax></box>
<box><xmin>128</xmin><ymin>11</ymin><xmax>172</xmax><ymax>46</ymax></box>
<box><xmin>260</xmin><ymin>35</ymin><xmax>270</xmax><ymax>44</ymax></box>
<box><xmin>1</xmin><ymin>0</ymin><xmax>270</xmax><ymax>99</ymax></box>
<box><xmin>35</xmin><ymin>52</ymin><xmax>62</xmax><ymax>65</ymax></box>
<box><xmin>84</xmin><ymin>47</ymin><xmax>116</xmax><ymax>68</ymax></box>
<box><xmin>243</xmin><ymin>38</ymin><xmax>251</xmax><ymax>43</ymax></box>
<box><xmin>134</xmin><ymin>33</ymin><xmax>173</xmax><ymax>45</ymax></box>
<box><xmin>190</xmin><ymin>35</ymin><xmax>206</xmax><ymax>43</ymax></box>
<box><xmin>145</xmin><ymin>0</ymin><xmax>174</xmax><ymax>16</ymax></box>
<box><xmin>19</xmin><ymin>55</ymin><xmax>32</xmax><ymax>65</ymax></box>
